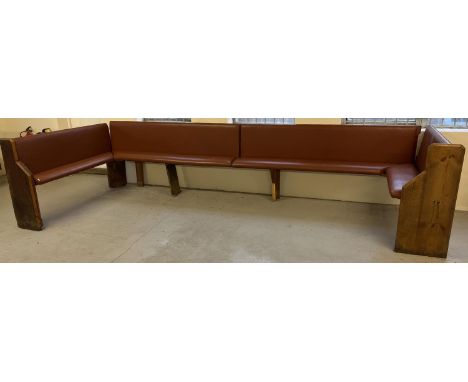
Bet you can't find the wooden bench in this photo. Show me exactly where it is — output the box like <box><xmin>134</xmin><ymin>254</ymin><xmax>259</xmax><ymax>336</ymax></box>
<box><xmin>0</xmin><ymin>124</ymin><xmax>126</xmax><ymax>230</ymax></box>
<box><xmin>395</xmin><ymin>126</ymin><xmax>465</xmax><ymax>257</ymax></box>
<box><xmin>232</xmin><ymin>123</ymin><xmax>422</xmax><ymax>200</ymax></box>
<box><xmin>110</xmin><ymin>121</ymin><xmax>240</xmax><ymax>195</ymax></box>
<box><xmin>230</xmin><ymin>123</ymin><xmax>465</xmax><ymax>257</ymax></box>
<box><xmin>0</xmin><ymin>122</ymin><xmax>464</xmax><ymax>258</ymax></box>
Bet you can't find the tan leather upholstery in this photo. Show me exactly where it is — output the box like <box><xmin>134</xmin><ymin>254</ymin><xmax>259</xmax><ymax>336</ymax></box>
<box><xmin>14</xmin><ymin>124</ymin><xmax>112</xmax><ymax>185</ymax></box>
<box><xmin>385</xmin><ymin>164</ymin><xmax>419</xmax><ymax>199</ymax></box>
<box><xmin>110</xmin><ymin>121</ymin><xmax>239</xmax><ymax>166</ymax></box>
<box><xmin>415</xmin><ymin>126</ymin><xmax>450</xmax><ymax>171</ymax></box>
<box><xmin>12</xmin><ymin>122</ymin><xmax>425</xmax><ymax>200</ymax></box>
<box><xmin>113</xmin><ymin>151</ymin><xmax>233</xmax><ymax>167</ymax></box>
<box><xmin>233</xmin><ymin>158</ymin><xmax>392</xmax><ymax>174</ymax></box>
<box><xmin>234</xmin><ymin>124</ymin><xmax>421</xmax><ymax>169</ymax></box>
<box><xmin>233</xmin><ymin>124</ymin><xmax>422</xmax><ymax>199</ymax></box>
<box><xmin>33</xmin><ymin>153</ymin><xmax>113</xmax><ymax>184</ymax></box>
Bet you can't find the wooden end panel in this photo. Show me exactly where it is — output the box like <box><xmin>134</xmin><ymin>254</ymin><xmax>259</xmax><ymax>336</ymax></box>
<box><xmin>0</xmin><ymin>139</ymin><xmax>43</xmax><ymax>230</ymax></box>
<box><xmin>107</xmin><ymin>160</ymin><xmax>127</xmax><ymax>188</ymax></box>
<box><xmin>395</xmin><ymin>143</ymin><xmax>465</xmax><ymax>258</ymax></box>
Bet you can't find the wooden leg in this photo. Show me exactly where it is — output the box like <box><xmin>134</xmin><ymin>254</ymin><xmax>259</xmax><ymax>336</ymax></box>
<box><xmin>395</xmin><ymin>143</ymin><xmax>465</xmax><ymax>258</ymax></box>
<box><xmin>165</xmin><ymin>164</ymin><xmax>181</xmax><ymax>196</ymax></box>
<box><xmin>270</xmin><ymin>169</ymin><xmax>280</xmax><ymax>201</ymax></box>
<box><xmin>0</xmin><ymin>139</ymin><xmax>43</xmax><ymax>230</ymax></box>
<box><xmin>135</xmin><ymin>161</ymin><xmax>144</xmax><ymax>187</ymax></box>
<box><xmin>106</xmin><ymin>160</ymin><xmax>127</xmax><ymax>188</ymax></box>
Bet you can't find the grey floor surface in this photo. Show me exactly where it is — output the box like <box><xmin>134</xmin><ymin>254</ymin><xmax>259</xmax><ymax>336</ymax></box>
<box><xmin>0</xmin><ymin>174</ymin><xmax>467</xmax><ymax>262</ymax></box>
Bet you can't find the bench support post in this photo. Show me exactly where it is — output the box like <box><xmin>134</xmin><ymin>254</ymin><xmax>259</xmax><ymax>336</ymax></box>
<box><xmin>0</xmin><ymin>139</ymin><xmax>43</xmax><ymax>231</ymax></box>
<box><xmin>165</xmin><ymin>164</ymin><xmax>181</xmax><ymax>196</ymax></box>
<box><xmin>107</xmin><ymin>160</ymin><xmax>127</xmax><ymax>188</ymax></box>
<box><xmin>395</xmin><ymin>144</ymin><xmax>465</xmax><ymax>258</ymax></box>
<box><xmin>135</xmin><ymin>161</ymin><xmax>145</xmax><ymax>187</ymax></box>
<box><xmin>270</xmin><ymin>169</ymin><xmax>280</xmax><ymax>201</ymax></box>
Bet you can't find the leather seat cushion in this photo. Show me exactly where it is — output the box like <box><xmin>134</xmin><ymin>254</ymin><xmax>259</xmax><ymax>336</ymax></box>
<box><xmin>33</xmin><ymin>152</ymin><xmax>113</xmax><ymax>185</ymax></box>
<box><xmin>232</xmin><ymin>157</ymin><xmax>393</xmax><ymax>174</ymax></box>
<box><xmin>113</xmin><ymin>151</ymin><xmax>234</xmax><ymax>167</ymax></box>
<box><xmin>385</xmin><ymin>164</ymin><xmax>419</xmax><ymax>199</ymax></box>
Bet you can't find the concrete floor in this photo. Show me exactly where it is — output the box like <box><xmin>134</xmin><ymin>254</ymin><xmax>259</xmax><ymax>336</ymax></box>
<box><xmin>0</xmin><ymin>173</ymin><xmax>467</xmax><ymax>262</ymax></box>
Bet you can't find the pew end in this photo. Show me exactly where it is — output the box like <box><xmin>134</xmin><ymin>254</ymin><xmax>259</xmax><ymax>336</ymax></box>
<box><xmin>395</xmin><ymin>143</ymin><xmax>465</xmax><ymax>257</ymax></box>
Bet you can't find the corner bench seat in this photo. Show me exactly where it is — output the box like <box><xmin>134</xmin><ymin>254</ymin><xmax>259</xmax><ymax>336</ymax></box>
<box><xmin>33</xmin><ymin>152</ymin><xmax>113</xmax><ymax>185</ymax></box>
<box><xmin>385</xmin><ymin>164</ymin><xmax>419</xmax><ymax>199</ymax></box>
<box><xmin>113</xmin><ymin>151</ymin><xmax>234</xmax><ymax>167</ymax></box>
<box><xmin>232</xmin><ymin>157</ymin><xmax>394</xmax><ymax>175</ymax></box>
<box><xmin>2</xmin><ymin>121</ymin><xmax>465</xmax><ymax>259</ymax></box>
<box><xmin>12</xmin><ymin>123</ymin><xmax>115</xmax><ymax>186</ymax></box>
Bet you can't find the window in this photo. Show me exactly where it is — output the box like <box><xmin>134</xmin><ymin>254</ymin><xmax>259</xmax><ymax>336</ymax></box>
<box><xmin>423</xmin><ymin>118</ymin><xmax>468</xmax><ymax>128</ymax></box>
<box><xmin>143</xmin><ymin>118</ymin><xmax>191</xmax><ymax>123</ymax></box>
<box><xmin>345</xmin><ymin>118</ymin><xmax>417</xmax><ymax>125</ymax></box>
<box><xmin>233</xmin><ymin>118</ymin><xmax>295</xmax><ymax>124</ymax></box>
<box><xmin>346</xmin><ymin>118</ymin><xmax>468</xmax><ymax>129</ymax></box>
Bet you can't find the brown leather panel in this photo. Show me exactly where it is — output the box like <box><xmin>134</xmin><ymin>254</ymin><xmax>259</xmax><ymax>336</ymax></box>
<box><xmin>385</xmin><ymin>164</ymin><xmax>419</xmax><ymax>199</ymax></box>
<box><xmin>110</xmin><ymin>121</ymin><xmax>240</xmax><ymax>158</ymax></box>
<box><xmin>240</xmin><ymin>124</ymin><xmax>421</xmax><ymax>164</ymax></box>
<box><xmin>232</xmin><ymin>157</ymin><xmax>393</xmax><ymax>174</ymax></box>
<box><xmin>33</xmin><ymin>152</ymin><xmax>113</xmax><ymax>185</ymax></box>
<box><xmin>415</xmin><ymin>126</ymin><xmax>451</xmax><ymax>171</ymax></box>
<box><xmin>15</xmin><ymin>124</ymin><xmax>111</xmax><ymax>175</ymax></box>
<box><xmin>113</xmin><ymin>151</ymin><xmax>234</xmax><ymax>167</ymax></box>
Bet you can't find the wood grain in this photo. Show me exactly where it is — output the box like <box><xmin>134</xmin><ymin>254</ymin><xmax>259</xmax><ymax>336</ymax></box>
<box><xmin>107</xmin><ymin>160</ymin><xmax>127</xmax><ymax>188</ymax></box>
<box><xmin>0</xmin><ymin>139</ymin><xmax>43</xmax><ymax>230</ymax></box>
<box><xmin>135</xmin><ymin>161</ymin><xmax>145</xmax><ymax>187</ymax></box>
<box><xmin>165</xmin><ymin>164</ymin><xmax>181</xmax><ymax>196</ymax></box>
<box><xmin>270</xmin><ymin>169</ymin><xmax>280</xmax><ymax>201</ymax></box>
<box><xmin>395</xmin><ymin>143</ymin><xmax>465</xmax><ymax>257</ymax></box>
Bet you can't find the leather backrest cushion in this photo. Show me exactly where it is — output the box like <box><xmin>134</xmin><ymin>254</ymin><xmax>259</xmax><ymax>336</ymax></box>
<box><xmin>415</xmin><ymin>126</ymin><xmax>450</xmax><ymax>171</ymax></box>
<box><xmin>240</xmin><ymin>124</ymin><xmax>421</xmax><ymax>164</ymax></box>
<box><xmin>14</xmin><ymin>124</ymin><xmax>111</xmax><ymax>174</ymax></box>
<box><xmin>110</xmin><ymin>121</ymin><xmax>240</xmax><ymax>157</ymax></box>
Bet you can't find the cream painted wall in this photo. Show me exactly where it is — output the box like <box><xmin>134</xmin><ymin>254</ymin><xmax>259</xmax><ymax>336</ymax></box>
<box><xmin>439</xmin><ymin>130</ymin><xmax>468</xmax><ymax>211</ymax></box>
<box><xmin>0</xmin><ymin>118</ymin><xmax>66</xmax><ymax>137</ymax></box>
<box><xmin>68</xmin><ymin>118</ymin><xmax>137</xmax><ymax>128</ymax></box>
<box><xmin>69</xmin><ymin>118</ymin><xmax>225</xmax><ymax>126</ymax></box>
<box><xmin>192</xmin><ymin>118</ymin><xmax>230</xmax><ymax>123</ymax></box>
<box><xmin>296</xmin><ymin>118</ymin><xmax>342</xmax><ymax>124</ymax></box>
